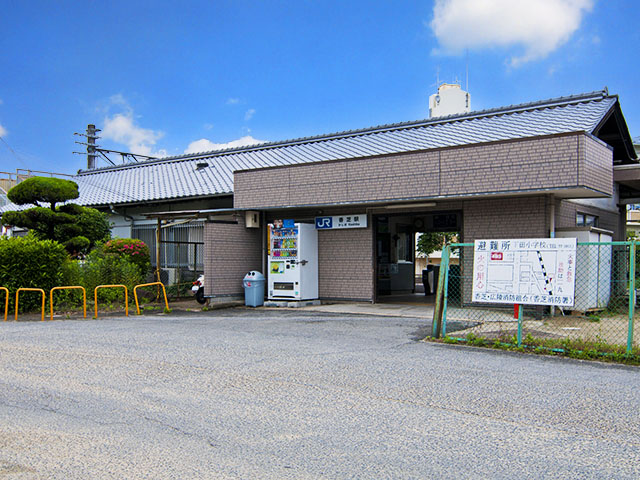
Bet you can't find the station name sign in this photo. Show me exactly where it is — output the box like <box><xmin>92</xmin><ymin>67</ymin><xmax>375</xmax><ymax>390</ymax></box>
<box><xmin>315</xmin><ymin>214</ymin><xmax>367</xmax><ymax>230</ymax></box>
<box><xmin>472</xmin><ymin>238</ymin><xmax>576</xmax><ymax>306</ymax></box>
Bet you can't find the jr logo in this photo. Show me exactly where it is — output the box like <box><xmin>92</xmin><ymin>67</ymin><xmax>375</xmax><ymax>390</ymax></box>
<box><xmin>315</xmin><ymin>217</ymin><xmax>332</xmax><ymax>229</ymax></box>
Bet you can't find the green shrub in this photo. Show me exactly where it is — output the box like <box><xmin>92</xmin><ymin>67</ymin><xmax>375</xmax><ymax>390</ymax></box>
<box><xmin>51</xmin><ymin>259</ymin><xmax>86</xmax><ymax>310</ymax></box>
<box><xmin>0</xmin><ymin>235</ymin><xmax>68</xmax><ymax>311</ymax></box>
<box><xmin>102</xmin><ymin>238</ymin><xmax>150</xmax><ymax>276</ymax></box>
<box><xmin>82</xmin><ymin>247</ymin><xmax>145</xmax><ymax>304</ymax></box>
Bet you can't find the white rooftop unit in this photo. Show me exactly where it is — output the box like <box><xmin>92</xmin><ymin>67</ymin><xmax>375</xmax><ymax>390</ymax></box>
<box><xmin>429</xmin><ymin>83</ymin><xmax>470</xmax><ymax>118</ymax></box>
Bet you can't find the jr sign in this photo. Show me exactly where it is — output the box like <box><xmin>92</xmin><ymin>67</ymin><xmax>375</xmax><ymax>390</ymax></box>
<box><xmin>472</xmin><ymin>238</ymin><xmax>576</xmax><ymax>306</ymax></box>
<box><xmin>315</xmin><ymin>214</ymin><xmax>367</xmax><ymax>230</ymax></box>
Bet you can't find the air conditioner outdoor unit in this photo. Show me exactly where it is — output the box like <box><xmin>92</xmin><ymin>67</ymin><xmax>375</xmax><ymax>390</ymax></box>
<box><xmin>160</xmin><ymin>268</ymin><xmax>180</xmax><ymax>285</ymax></box>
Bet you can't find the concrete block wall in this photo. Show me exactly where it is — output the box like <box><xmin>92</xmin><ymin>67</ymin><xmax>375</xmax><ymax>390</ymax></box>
<box><xmin>462</xmin><ymin>196</ymin><xmax>548</xmax><ymax>241</ymax></box>
<box><xmin>317</xmin><ymin>227</ymin><xmax>373</xmax><ymax>301</ymax></box>
<box><xmin>556</xmin><ymin>200</ymin><xmax>621</xmax><ymax>239</ymax></box>
<box><xmin>580</xmin><ymin>135</ymin><xmax>613</xmax><ymax>194</ymax></box>
<box><xmin>461</xmin><ymin>196</ymin><xmax>549</xmax><ymax>303</ymax></box>
<box><xmin>441</xmin><ymin>136</ymin><xmax>580</xmax><ymax>195</ymax></box>
<box><xmin>234</xmin><ymin>133</ymin><xmax>611</xmax><ymax>209</ymax></box>
<box><xmin>204</xmin><ymin>216</ymin><xmax>262</xmax><ymax>297</ymax></box>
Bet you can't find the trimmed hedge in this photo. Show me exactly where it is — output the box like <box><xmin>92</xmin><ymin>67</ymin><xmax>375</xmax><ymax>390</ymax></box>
<box><xmin>0</xmin><ymin>236</ymin><xmax>68</xmax><ymax>311</ymax></box>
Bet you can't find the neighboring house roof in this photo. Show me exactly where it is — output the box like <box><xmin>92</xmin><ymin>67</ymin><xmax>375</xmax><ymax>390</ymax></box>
<box><xmin>0</xmin><ymin>89</ymin><xmax>634</xmax><ymax>212</ymax></box>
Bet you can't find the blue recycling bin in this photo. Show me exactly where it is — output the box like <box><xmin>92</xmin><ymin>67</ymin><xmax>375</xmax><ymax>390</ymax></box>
<box><xmin>243</xmin><ymin>271</ymin><xmax>265</xmax><ymax>307</ymax></box>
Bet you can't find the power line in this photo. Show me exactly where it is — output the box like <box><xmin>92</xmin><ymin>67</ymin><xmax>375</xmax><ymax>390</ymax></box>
<box><xmin>0</xmin><ymin>135</ymin><xmax>29</xmax><ymax>169</ymax></box>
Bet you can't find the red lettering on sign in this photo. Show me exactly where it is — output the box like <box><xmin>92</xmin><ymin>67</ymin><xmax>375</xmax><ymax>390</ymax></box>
<box><xmin>491</xmin><ymin>252</ymin><xmax>503</xmax><ymax>260</ymax></box>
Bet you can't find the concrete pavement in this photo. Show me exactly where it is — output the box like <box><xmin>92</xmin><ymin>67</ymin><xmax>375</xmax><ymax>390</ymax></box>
<box><xmin>0</xmin><ymin>309</ymin><xmax>638</xmax><ymax>479</ymax></box>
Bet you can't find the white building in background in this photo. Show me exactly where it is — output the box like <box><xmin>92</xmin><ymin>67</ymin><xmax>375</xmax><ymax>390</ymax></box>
<box><xmin>429</xmin><ymin>83</ymin><xmax>470</xmax><ymax>118</ymax></box>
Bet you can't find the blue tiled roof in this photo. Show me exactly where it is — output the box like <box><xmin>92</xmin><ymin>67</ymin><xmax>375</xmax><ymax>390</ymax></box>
<box><xmin>0</xmin><ymin>90</ymin><xmax>622</xmax><ymax>210</ymax></box>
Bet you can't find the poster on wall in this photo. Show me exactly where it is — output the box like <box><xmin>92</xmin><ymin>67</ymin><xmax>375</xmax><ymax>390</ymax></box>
<box><xmin>472</xmin><ymin>238</ymin><xmax>576</xmax><ymax>306</ymax></box>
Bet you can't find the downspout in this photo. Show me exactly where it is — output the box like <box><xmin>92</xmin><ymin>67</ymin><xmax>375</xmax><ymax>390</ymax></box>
<box><xmin>261</xmin><ymin>211</ymin><xmax>267</xmax><ymax>276</ymax></box>
<box><xmin>549</xmin><ymin>198</ymin><xmax>556</xmax><ymax>238</ymax></box>
<box><xmin>109</xmin><ymin>204</ymin><xmax>135</xmax><ymax>235</ymax></box>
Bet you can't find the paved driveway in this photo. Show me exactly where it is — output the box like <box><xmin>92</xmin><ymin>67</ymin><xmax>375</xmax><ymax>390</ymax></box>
<box><xmin>0</xmin><ymin>309</ymin><xmax>638</xmax><ymax>479</ymax></box>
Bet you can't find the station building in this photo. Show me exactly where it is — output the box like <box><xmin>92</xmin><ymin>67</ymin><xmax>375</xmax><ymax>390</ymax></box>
<box><xmin>2</xmin><ymin>89</ymin><xmax>638</xmax><ymax>304</ymax></box>
<box><xmin>203</xmin><ymin>89</ymin><xmax>638</xmax><ymax>302</ymax></box>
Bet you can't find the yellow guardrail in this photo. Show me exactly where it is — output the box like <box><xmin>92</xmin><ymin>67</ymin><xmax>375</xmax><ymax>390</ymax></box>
<box><xmin>15</xmin><ymin>288</ymin><xmax>46</xmax><ymax>322</ymax></box>
<box><xmin>50</xmin><ymin>286</ymin><xmax>87</xmax><ymax>321</ymax></box>
<box><xmin>94</xmin><ymin>285</ymin><xmax>129</xmax><ymax>318</ymax></box>
<box><xmin>0</xmin><ymin>287</ymin><xmax>8</xmax><ymax>322</ymax></box>
<box><xmin>133</xmin><ymin>282</ymin><xmax>169</xmax><ymax>315</ymax></box>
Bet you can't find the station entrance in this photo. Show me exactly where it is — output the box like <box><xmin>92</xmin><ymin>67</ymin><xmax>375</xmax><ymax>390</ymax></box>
<box><xmin>373</xmin><ymin>210</ymin><xmax>461</xmax><ymax>304</ymax></box>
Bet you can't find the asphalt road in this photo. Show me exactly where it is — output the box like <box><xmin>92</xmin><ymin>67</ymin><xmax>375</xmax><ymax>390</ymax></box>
<box><xmin>0</xmin><ymin>308</ymin><xmax>638</xmax><ymax>479</ymax></box>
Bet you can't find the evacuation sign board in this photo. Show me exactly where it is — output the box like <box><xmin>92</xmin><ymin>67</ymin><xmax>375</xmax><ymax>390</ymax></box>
<box><xmin>472</xmin><ymin>238</ymin><xmax>576</xmax><ymax>306</ymax></box>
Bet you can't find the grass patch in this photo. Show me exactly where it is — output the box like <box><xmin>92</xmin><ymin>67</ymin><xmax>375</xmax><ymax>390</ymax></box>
<box><xmin>429</xmin><ymin>333</ymin><xmax>640</xmax><ymax>365</ymax></box>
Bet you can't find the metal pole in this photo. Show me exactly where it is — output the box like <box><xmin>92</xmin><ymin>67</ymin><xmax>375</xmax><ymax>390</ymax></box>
<box><xmin>517</xmin><ymin>303</ymin><xmax>523</xmax><ymax>347</ymax></box>
<box><xmin>432</xmin><ymin>245</ymin><xmax>450</xmax><ymax>338</ymax></box>
<box><xmin>441</xmin><ymin>253</ymin><xmax>451</xmax><ymax>337</ymax></box>
<box><xmin>550</xmin><ymin>198</ymin><xmax>556</xmax><ymax>317</ymax></box>
<box><xmin>628</xmin><ymin>241</ymin><xmax>636</xmax><ymax>354</ymax></box>
<box><xmin>156</xmin><ymin>218</ymin><xmax>162</xmax><ymax>285</ymax></box>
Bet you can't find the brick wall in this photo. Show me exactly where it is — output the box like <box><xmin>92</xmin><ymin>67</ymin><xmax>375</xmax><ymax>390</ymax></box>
<box><xmin>461</xmin><ymin>196</ymin><xmax>549</xmax><ymax>303</ymax></box>
<box><xmin>441</xmin><ymin>136</ymin><xmax>579</xmax><ymax>196</ymax></box>
<box><xmin>462</xmin><ymin>196</ymin><xmax>548</xmax><ymax>241</ymax></box>
<box><xmin>204</xmin><ymin>217</ymin><xmax>262</xmax><ymax>297</ymax></box>
<box><xmin>580</xmin><ymin>135</ymin><xmax>613</xmax><ymax>194</ymax></box>
<box><xmin>234</xmin><ymin>133</ymin><xmax>611</xmax><ymax>209</ymax></box>
<box><xmin>556</xmin><ymin>200</ymin><xmax>621</xmax><ymax>239</ymax></box>
<box><xmin>317</xmin><ymin>227</ymin><xmax>374</xmax><ymax>301</ymax></box>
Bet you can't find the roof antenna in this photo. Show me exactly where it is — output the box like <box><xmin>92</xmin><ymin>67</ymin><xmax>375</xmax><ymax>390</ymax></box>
<box><xmin>465</xmin><ymin>49</ymin><xmax>469</xmax><ymax>92</ymax></box>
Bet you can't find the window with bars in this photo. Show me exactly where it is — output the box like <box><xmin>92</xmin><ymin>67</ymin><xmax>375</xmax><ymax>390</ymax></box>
<box><xmin>131</xmin><ymin>222</ymin><xmax>204</xmax><ymax>270</ymax></box>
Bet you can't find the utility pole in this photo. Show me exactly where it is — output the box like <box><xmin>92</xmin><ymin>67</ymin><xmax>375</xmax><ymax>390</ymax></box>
<box><xmin>86</xmin><ymin>124</ymin><xmax>100</xmax><ymax>169</ymax></box>
<box><xmin>74</xmin><ymin>124</ymin><xmax>157</xmax><ymax>169</ymax></box>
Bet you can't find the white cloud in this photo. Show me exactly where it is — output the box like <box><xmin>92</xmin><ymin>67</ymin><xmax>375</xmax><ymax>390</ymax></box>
<box><xmin>204</xmin><ymin>123</ymin><xmax>214</xmax><ymax>130</ymax></box>
<box><xmin>430</xmin><ymin>0</ymin><xmax>594</xmax><ymax>66</ymax></box>
<box><xmin>244</xmin><ymin>108</ymin><xmax>256</xmax><ymax>121</ymax></box>
<box><xmin>184</xmin><ymin>135</ymin><xmax>265</xmax><ymax>154</ymax></box>
<box><xmin>226</xmin><ymin>98</ymin><xmax>240</xmax><ymax>105</ymax></box>
<box><xmin>0</xmin><ymin>123</ymin><xmax>6</xmax><ymax>137</ymax></box>
<box><xmin>101</xmin><ymin>96</ymin><xmax>167</xmax><ymax>158</ymax></box>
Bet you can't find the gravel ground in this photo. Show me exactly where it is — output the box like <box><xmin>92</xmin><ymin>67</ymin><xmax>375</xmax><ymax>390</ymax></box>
<box><xmin>0</xmin><ymin>308</ymin><xmax>638</xmax><ymax>479</ymax></box>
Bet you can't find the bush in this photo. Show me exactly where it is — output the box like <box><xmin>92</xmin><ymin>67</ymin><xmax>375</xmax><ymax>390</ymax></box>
<box><xmin>103</xmin><ymin>238</ymin><xmax>150</xmax><ymax>276</ymax></box>
<box><xmin>82</xmin><ymin>247</ymin><xmax>145</xmax><ymax>304</ymax></box>
<box><xmin>0</xmin><ymin>235</ymin><xmax>68</xmax><ymax>311</ymax></box>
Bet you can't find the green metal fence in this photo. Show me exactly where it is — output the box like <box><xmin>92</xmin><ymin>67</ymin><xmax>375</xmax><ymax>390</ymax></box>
<box><xmin>433</xmin><ymin>241</ymin><xmax>639</xmax><ymax>357</ymax></box>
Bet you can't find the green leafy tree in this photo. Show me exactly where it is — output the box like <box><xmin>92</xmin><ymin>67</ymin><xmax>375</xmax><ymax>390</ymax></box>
<box><xmin>1</xmin><ymin>177</ymin><xmax>110</xmax><ymax>256</ymax></box>
<box><xmin>7</xmin><ymin>176</ymin><xmax>79</xmax><ymax>208</ymax></box>
<box><xmin>416</xmin><ymin>232</ymin><xmax>457</xmax><ymax>257</ymax></box>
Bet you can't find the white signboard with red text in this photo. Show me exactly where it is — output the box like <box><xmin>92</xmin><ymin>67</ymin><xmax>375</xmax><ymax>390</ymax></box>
<box><xmin>472</xmin><ymin>238</ymin><xmax>576</xmax><ymax>306</ymax></box>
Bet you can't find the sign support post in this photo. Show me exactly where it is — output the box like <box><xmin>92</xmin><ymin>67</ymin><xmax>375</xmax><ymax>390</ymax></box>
<box><xmin>517</xmin><ymin>304</ymin><xmax>523</xmax><ymax>347</ymax></box>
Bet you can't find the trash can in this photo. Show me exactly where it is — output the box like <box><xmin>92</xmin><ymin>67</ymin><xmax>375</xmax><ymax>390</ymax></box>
<box><xmin>243</xmin><ymin>271</ymin><xmax>265</xmax><ymax>307</ymax></box>
<box><xmin>432</xmin><ymin>265</ymin><xmax>440</xmax><ymax>295</ymax></box>
<box><xmin>422</xmin><ymin>266</ymin><xmax>432</xmax><ymax>296</ymax></box>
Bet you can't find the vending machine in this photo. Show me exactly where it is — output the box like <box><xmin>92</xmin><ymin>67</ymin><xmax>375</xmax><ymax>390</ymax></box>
<box><xmin>268</xmin><ymin>222</ymin><xmax>318</xmax><ymax>300</ymax></box>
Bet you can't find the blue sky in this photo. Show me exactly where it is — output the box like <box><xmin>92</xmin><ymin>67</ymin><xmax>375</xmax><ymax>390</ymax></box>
<box><xmin>1</xmin><ymin>0</ymin><xmax>638</xmax><ymax>174</ymax></box>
